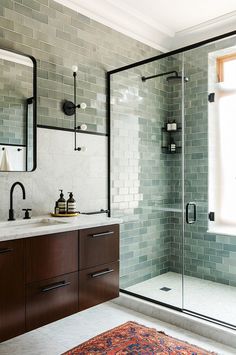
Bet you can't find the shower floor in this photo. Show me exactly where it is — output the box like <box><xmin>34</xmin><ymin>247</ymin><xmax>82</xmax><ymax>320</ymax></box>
<box><xmin>125</xmin><ymin>272</ymin><xmax>236</xmax><ymax>327</ymax></box>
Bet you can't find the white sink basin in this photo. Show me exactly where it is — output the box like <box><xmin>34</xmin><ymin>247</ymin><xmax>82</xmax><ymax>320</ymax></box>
<box><xmin>0</xmin><ymin>218</ymin><xmax>68</xmax><ymax>231</ymax></box>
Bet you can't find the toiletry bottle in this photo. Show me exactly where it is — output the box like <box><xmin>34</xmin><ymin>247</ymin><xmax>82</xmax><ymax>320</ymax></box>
<box><xmin>169</xmin><ymin>137</ymin><xmax>176</xmax><ymax>153</ymax></box>
<box><xmin>166</xmin><ymin>120</ymin><xmax>172</xmax><ymax>131</ymax></box>
<box><xmin>54</xmin><ymin>201</ymin><xmax>59</xmax><ymax>214</ymax></box>
<box><xmin>67</xmin><ymin>192</ymin><xmax>76</xmax><ymax>214</ymax></box>
<box><xmin>171</xmin><ymin>120</ymin><xmax>177</xmax><ymax>130</ymax></box>
<box><xmin>57</xmin><ymin>190</ymin><xmax>66</xmax><ymax>214</ymax></box>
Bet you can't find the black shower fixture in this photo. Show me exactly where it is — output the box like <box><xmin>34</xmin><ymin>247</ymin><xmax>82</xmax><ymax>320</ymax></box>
<box><xmin>141</xmin><ymin>70</ymin><xmax>189</xmax><ymax>83</ymax></box>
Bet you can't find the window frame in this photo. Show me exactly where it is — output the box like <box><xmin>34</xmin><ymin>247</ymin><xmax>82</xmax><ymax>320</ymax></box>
<box><xmin>217</xmin><ymin>53</ymin><xmax>236</xmax><ymax>82</ymax></box>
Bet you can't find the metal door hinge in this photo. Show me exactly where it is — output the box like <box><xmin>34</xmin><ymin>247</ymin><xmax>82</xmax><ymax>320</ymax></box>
<box><xmin>208</xmin><ymin>212</ymin><xmax>215</xmax><ymax>221</ymax></box>
<box><xmin>208</xmin><ymin>93</ymin><xmax>215</xmax><ymax>103</ymax></box>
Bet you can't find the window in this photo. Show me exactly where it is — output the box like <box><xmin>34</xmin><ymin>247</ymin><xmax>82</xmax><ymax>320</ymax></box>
<box><xmin>210</xmin><ymin>52</ymin><xmax>236</xmax><ymax>228</ymax></box>
<box><xmin>217</xmin><ymin>53</ymin><xmax>236</xmax><ymax>83</ymax></box>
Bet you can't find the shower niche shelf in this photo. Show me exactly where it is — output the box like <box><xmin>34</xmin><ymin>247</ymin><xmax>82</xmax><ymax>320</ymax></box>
<box><xmin>155</xmin><ymin>204</ymin><xmax>182</xmax><ymax>212</ymax></box>
<box><xmin>161</xmin><ymin>127</ymin><xmax>182</xmax><ymax>154</ymax></box>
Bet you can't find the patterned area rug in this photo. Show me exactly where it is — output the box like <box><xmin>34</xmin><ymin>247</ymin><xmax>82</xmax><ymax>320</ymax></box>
<box><xmin>62</xmin><ymin>321</ymin><xmax>216</xmax><ymax>354</ymax></box>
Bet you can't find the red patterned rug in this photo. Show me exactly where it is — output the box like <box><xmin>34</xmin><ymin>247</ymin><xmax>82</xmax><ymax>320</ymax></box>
<box><xmin>62</xmin><ymin>321</ymin><xmax>216</xmax><ymax>354</ymax></box>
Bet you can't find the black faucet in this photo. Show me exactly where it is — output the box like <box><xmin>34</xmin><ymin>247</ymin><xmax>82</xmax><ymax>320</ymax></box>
<box><xmin>8</xmin><ymin>182</ymin><xmax>26</xmax><ymax>221</ymax></box>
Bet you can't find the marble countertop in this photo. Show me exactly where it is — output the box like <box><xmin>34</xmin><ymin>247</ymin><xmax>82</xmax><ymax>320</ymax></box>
<box><xmin>0</xmin><ymin>214</ymin><xmax>122</xmax><ymax>242</ymax></box>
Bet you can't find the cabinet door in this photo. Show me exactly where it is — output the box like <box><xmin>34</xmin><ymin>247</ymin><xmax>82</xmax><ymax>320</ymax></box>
<box><xmin>79</xmin><ymin>225</ymin><xmax>119</xmax><ymax>269</ymax></box>
<box><xmin>0</xmin><ymin>240</ymin><xmax>25</xmax><ymax>342</ymax></box>
<box><xmin>78</xmin><ymin>261</ymin><xmax>119</xmax><ymax>311</ymax></box>
<box><xmin>26</xmin><ymin>231</ymin><xmax>78</xmax><ymax>283</ymax></box>
<box><xmin>26</xmin><ymin>272</ymin><xmax>78</xmax><ymax>331</ymax></box>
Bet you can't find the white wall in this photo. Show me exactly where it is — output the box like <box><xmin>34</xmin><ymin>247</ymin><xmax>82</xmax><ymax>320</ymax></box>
<box><xmin>0</xmin><ymin>128</ymin><xmax>108</xmax><ymax>221</ymax></box>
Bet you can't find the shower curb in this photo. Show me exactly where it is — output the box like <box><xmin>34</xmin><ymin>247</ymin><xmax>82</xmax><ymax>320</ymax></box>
<box><xmin>112</xmin><ymin>293</ymin><xmax>236</xmax><ymax>348</ymax></box>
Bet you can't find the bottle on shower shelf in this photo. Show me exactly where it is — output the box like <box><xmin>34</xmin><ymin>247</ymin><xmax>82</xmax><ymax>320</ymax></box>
<box><xmin>169</xmin><ymin>137</ymin><xmax>176</xmax><ymax>153</ymax></box>
<box><xmin>166</xmin><ymin>120</ymin><xmax>172</xmax><ymax>131</ymax></box>
<box><xmin>166</xmin><ymin>119</ymin><xmax>177</xmax><ymax>131</ymax></box>
<box><xmin>171</xmin><ymin>120</ymin><xmax>177</xmax><ymax>131</ymax></box>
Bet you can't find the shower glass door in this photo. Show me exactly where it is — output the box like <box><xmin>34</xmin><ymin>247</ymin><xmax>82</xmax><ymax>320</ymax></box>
<box><xmin>110</xmin><ymin>31</ymin><xmax>236</xmax><ymax>328</ymax></box>
<box><xmin>110</xmin><ymin>54</ymin><xmax>184</xmax><ymax>310</ymax></box>
<box><xmin>183</xmin><ymin>35</ymin><xmax>236</xmax><ymax>327</ymax></box>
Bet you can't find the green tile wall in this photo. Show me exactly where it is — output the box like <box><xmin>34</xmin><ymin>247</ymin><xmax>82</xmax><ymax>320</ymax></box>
<box><xmin>111</xmin><ymin>35</ymin><xmax>236</xmax><ymax>289</ymax></box>
<box><xmin>0</xmin><ymin>58</ymin><xmax>32</xmax><ymax>145</ymax></box>
<box><xmin>111</xmin><ymin>56</ymin><xmax>182</xmax><ymax>288</ymax></box>
<box><xmin>0</xmin><ymin>0</ymin><xmax>158</xmax><ymax>133</ymax></box>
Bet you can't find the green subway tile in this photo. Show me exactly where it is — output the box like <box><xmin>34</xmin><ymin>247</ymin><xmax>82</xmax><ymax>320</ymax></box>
<box><xmin>22</xmin><ymin>0</ymin><xmax>41</xmax><ymax>11</ymax></box>
<box><xmin>224</xmin><ymin>244</ymin><xmax>236</xmax><ymax>252</ymax></box>
<box><xmin>32</xmin><ymin>9</ymin><xmax>48</xmax><ymax>23</ymax></box>
<box><xmin>1</xmin><ymin>0</ymin><xmax>13</xmax><ymax>9</ymax></box>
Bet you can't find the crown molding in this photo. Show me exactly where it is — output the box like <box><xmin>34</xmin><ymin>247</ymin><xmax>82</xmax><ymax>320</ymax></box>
<box><xmin>54</xmin><ymin>0</ymin><xmax>236</xmax><ymax>52</ymax></box>
<box><xmin>54</xmin><ymin>0</ymin><xmax>172</xmax><ymax>52</ymax></box>
<box><xmin>172</xmin><ymin>11</ymin><xmax>236</xmax><ymax>49</ymax></box>
<box><xmin>105</xmin><ymin>0</ymin><xmax>174</xmax><ymax>37</ymax></box>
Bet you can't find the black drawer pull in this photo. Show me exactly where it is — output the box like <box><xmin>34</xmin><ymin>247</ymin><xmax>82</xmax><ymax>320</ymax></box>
<box><xmin>90</xmin><ymin>269</ymin><xmax>114</xmax><ymax>278</ymax></box>
<box><xmin>0</xmin><ymin>248</ymin><xmax>13</xmax><ymax>254</ymax></box>
<box><xmin>91</xmin><ymin>231</ymin><xmax>114</xmax><ymax>238</ymax></box>
<box><xmin>41</xmin><ymin>281</ymin><xmax>71</xmax><ymax>293</ymax></box>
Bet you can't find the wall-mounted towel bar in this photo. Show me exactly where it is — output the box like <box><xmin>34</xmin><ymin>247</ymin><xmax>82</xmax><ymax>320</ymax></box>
<box><xmin>81</xmin><ymin>209</ymin><xmax>109</xmax><ymax>215</ymax></box>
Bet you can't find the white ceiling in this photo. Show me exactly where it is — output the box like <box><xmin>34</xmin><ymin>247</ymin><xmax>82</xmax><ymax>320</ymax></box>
<box><xmin>55</xmin><ymin>0</ymin><xmax>236</xmax><ymax>51</ymax></box>
<box><xmin>115</xmin><ymin>0</ymin><xmax>236</xmax><ymax>33</ymax></box>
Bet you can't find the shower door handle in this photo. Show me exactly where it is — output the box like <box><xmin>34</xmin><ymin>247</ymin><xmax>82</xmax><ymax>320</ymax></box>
<box><xmin>186</xmin><ymin>202</ymin><xmax>196</xmax><ymax>224</ymax></box>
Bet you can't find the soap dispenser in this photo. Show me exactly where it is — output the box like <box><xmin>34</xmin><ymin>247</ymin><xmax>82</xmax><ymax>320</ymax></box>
<box><xmin>67</xmin><ymin>192</ymin><xmax>76</xmax><ymax>214</ymax></box>
<box><xmin>57</xmin><ymin>189</ymin><xmax>66</xmax><ymax>214</ymax></box>
<box><xmin>54</xmin><ymin>201</ymin><xmax>59</xmax><ymax>215</ymax></box>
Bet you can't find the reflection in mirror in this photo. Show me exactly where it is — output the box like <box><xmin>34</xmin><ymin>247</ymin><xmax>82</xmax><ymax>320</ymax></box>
<box><xmin>0</xmin><ymin>49</ymin><xmax>36</xmax><ymax>172</ymax></box>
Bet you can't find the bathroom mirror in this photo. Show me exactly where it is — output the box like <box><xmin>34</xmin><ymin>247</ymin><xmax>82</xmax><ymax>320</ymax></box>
<box><xmin>0</xmin><ymin>48</ymin><xmax>37</xmax><ymax>172</ymax></box>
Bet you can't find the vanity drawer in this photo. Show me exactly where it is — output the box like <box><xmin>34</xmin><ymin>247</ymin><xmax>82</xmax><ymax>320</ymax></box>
<box><xmin>26</xmin><ymin>231</ymin><xmax>78</xmax><ymax>283</ymax></box>
<box><xmin>79</xmin><ymin>224</ymin><xmax>119</xmax><ymax>269</ymax></box>
<box><xmin>78</xmin><ymin>261</ymin><xmax>119</xmax><ymax>311</ymax></box>
<box><xmin>26</xmin><ymin>272</ymin><xmax>78</xmax><ymax>331</ymax></box>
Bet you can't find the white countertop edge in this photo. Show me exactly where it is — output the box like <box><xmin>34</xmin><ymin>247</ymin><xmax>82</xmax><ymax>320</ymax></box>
<box><xmin>0</xmin><ymin>214</ymin><xmax>122</xmax><ymax>242</ymax></box>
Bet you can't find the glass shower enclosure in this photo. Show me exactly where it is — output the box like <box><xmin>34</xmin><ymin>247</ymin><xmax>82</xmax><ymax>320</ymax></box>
<box><xmin>108</xmin><ymin>31</ymin><xmax>236</xmax><ymax>329</ymax></box>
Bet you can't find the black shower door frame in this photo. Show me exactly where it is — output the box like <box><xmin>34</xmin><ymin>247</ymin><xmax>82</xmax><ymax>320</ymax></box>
<box><xmin>106</xmin><ymin>30</ymin><xmax>236</xmax><ymax>331</ymax></box>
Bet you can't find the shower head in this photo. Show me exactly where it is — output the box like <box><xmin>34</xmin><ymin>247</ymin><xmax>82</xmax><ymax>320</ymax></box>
<box><xmin>166</xmin><ymin>73</ymin><xmax>189</xmax><ymax>83</ymax></box>
<box><xmin>142</xmin><ymin>70</ymin><xmax>189</xmax><ymax>83</ymax></box>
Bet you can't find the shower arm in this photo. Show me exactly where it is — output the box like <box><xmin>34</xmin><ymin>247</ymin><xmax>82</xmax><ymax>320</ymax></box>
<box><xmin>141</xmin><ymin>70</ymin><xmax>178</xmax><ymax>82</ymax></box>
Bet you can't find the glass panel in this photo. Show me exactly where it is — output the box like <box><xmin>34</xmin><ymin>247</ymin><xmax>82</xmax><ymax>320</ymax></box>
<box><xmin>111</xmin><ymin>32</ymin><xmax>236</xmax><ymax>328</ymax></box>
<box><xmin>111</xmin><ymin>54</ymin><xmax>183</xmax><ymax>308</ymax></box>
<box><xmin>183</xmin><ymin>35</ymin><xmax>236</xmax><ymax>327</ymax></box>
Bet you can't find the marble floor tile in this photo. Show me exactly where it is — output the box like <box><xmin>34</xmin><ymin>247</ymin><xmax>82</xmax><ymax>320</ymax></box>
<box><xmin>0</xmin><ymin>301</ymin><xmax>235</xmax><ymax>355</ymax></box>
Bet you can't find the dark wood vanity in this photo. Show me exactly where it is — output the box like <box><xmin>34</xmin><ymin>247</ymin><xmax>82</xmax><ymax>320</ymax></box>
<box><xmin>0</xmin><ymin>224</ymin><xmax>119</xmax><ymax>342</ymax></box>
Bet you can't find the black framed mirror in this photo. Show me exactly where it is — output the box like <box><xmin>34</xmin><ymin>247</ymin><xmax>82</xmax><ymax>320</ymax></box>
<box><xmin>0</xmin><ymin>48</ymin><xmax>37</xmax><ymax>172</ymax></box>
